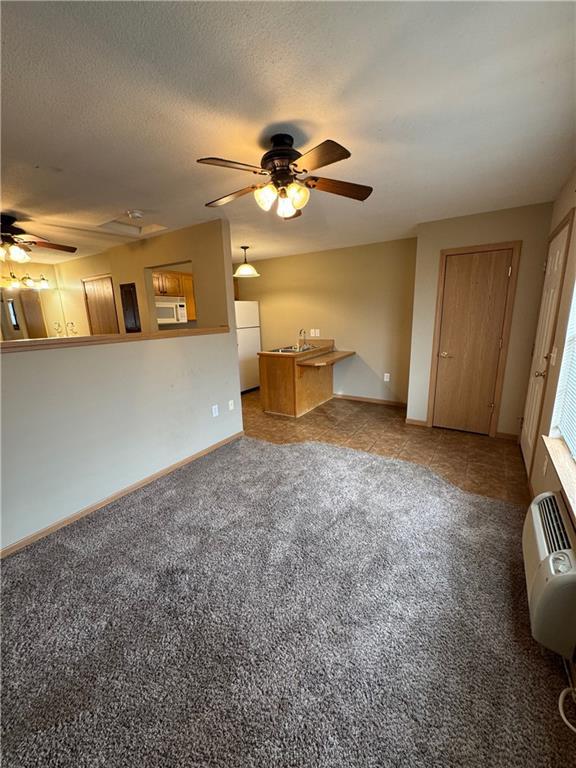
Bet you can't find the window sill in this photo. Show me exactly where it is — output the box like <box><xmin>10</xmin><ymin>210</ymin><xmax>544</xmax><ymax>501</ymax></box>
<box><xmin>542</xmin><ymin>435</ymin><xmax>576</xmax><ymax>525</ymax></box>
<box><xmin>0</xmin><ymin>326</ymin><xmax>230</xmax><ymax>353</ymax></box>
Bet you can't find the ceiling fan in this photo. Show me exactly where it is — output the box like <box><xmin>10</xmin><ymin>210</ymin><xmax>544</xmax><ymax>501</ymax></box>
<box><xmin>0</xmin><ymin>213</ymin><xmax>78</xmax><ymax>263</ymax></box>
<box><xmin>197</xmin><ymin>134</ymin><xmax>373</xmax><ymax>219</ymax></box>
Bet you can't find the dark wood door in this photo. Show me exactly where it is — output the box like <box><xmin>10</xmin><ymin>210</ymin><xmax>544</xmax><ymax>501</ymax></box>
<box><xmin>120</xmin><ymin>282</ymin><xmax>141</xmax><ymax>333</ymax></box>
<box><xmin>433</xmin><ymin>249</ymin><xmax>512</xmax><ymax>434</ymax></box>
<box><xmin>83</xmin><ymin>276</ymin><xmax>120</xmax><ymax>335</ymax></box>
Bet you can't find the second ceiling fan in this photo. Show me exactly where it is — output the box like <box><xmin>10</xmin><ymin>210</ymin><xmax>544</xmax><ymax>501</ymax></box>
<box><xmin>197</xmin><ymin>134</ymin><xmax>372</xmax><ymax>220</ymax></box>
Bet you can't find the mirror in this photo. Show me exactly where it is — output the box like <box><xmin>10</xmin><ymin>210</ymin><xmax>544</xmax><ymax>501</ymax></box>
<box><xmin>0</xmin><ymin>225</ymin><xmax>230</xmax><ymax>344</ymax></box>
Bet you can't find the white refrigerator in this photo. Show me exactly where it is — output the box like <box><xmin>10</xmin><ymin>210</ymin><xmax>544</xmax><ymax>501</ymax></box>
<box><xmin>235</xmin><ymin>301</ymin><xmax>261</xmax><ymax>391</ymax></box>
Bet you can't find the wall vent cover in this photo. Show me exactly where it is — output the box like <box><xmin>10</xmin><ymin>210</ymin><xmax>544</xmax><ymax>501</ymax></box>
<box><xmin>537</xmin><ymin>495</ymin><xmax>570</xmax><ymax>553</ymax></box>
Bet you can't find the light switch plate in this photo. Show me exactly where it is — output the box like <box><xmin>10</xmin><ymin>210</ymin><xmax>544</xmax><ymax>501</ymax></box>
<box><xmin>384</xmin><ymin>373</ymin><xmax>390</xmax><ymax>382</ymax></box>
<box><xmin>228</xmin><ymin>399</ymin><xmax>235</xmax><ymax>411</ymax></box>
<box><xmin>212</xmin><ymin>404</ymin><xmax>219</xmax><ymax>417</ymax></box>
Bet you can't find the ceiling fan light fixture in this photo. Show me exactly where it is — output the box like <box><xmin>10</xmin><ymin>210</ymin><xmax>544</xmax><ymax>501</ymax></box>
<box><xmin>253</xmin><ymin>183</ymin><xmax>278</xmax><ymax>211</ymax></box>
<box><xmin>233</xmin><ymin>246</ymin><xmax>260</xmax><ymax>279</ymax></box>
<box><xmin>8</xmin><ymin>244</ymin><xmax>31</xmax><ymax>263</ymax></box>
<box><xmin>285</xmin><ymin>181</ymin><xmax>310</xmax><ymax>210</ymax></box>
<box><xmin>276</xmin><ymin>190</ymin><xmax>297</xmax><ymax>219</ymax></box>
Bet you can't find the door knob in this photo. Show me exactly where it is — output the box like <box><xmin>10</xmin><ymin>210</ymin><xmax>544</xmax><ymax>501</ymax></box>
<box><xmin>439</xmin><ymin>351</ymin><xmax>453</xmax><ymax>358</ymax></box>
<box><xmin>535</xmin><ymin>370</ymin><xmax>547</xmax><ymax>378</ymax></box>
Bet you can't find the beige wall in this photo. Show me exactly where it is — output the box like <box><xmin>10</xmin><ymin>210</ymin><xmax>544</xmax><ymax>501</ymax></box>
<box><xmin>53</xmin><ymin>220</ymin><xmax>229</xmax><ymax>336</ymax></box>
<box><xmin>530</xmin><ymin>168</ymin><xmax>576</xmax><ymax>496</ymax></box>
<box><xmin>406</xmin><ymin>203</ymin><xmax>552</xmax><ymax>435</ymax></box>
<box><xmin>238</xmin><ymin>238</ymin><xmax>417</xmax><ymax>403</ymax></box>
<box><xmin>1</xmin><ymin>219</ymin><xmax>243</xmax><ymax>550</ymax></box>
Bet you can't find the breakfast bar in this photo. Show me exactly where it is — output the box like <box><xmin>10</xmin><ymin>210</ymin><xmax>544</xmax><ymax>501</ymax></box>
<box><xmin>258</xmin><ymin>339</ymin><xmax>355</xmax><ymax>417</ymax></box>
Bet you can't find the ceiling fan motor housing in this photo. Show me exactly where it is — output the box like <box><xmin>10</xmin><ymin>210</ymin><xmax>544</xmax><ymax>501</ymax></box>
<box><xmin>260</xmin><ymin>134</ymin><xmax>301</xmax><ymax>187</ymax></box>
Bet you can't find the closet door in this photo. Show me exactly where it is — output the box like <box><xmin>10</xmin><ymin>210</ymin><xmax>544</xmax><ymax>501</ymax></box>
<box><xmin>83</xmin><ymin>276</ymin><xmax>120</xmax><ymax>335</ymax></box>
<box><xmin>432</xmin><ymin>247</ymin><xmax>514</xmax><ymax>434</ymax></box>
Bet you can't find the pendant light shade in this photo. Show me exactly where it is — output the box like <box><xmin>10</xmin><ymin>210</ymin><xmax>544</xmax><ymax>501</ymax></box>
<box><xmin>233</xmin><ymin>246</ymin><xmax>260</xmax><ymax>278</ymax></box>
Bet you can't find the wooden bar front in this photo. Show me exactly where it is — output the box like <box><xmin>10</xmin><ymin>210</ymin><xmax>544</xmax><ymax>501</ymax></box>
<box><xmin>258</xmin><ymin>340</ymin><xmax>355</xmax><ymax>417</ymax></box>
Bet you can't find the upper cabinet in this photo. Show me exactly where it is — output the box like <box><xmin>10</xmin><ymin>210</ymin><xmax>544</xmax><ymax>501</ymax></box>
<box><xmin>153</xmin><ymin>270</ymin><xmax>182</xmax><ymax>296</ymax></box>
<box><xmin>152</xmin><ymin>270</ymin><xmax>197</xmax><ymax>320</ymax></box>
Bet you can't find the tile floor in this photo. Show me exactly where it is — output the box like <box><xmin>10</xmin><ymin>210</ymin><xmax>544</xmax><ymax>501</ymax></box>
<box><xmin>241</xmin><ymin>390</ymin><xmax>530</xmax><ymax>506</ymax></box>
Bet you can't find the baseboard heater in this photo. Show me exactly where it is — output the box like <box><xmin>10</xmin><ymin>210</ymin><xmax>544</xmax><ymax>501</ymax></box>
<box><xmin>522</xmin><ymin>492</ymin><xmax>576</xmax><ymax>661</ymax></box>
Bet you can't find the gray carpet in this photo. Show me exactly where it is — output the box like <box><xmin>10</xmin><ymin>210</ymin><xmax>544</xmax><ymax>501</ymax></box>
<box><xmin>2</xmin><ymin>437</ymin><xmax>574</xmax><ymax>767</ymax></box>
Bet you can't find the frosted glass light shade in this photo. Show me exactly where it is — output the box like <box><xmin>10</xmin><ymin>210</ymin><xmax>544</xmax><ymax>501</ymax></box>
<box><xmin>254</xmin><ymin>183</ymin><xmax>278</xmax><ymax>211</ymax></box>
<box><xmin>8</xmin><ymin>244</ymin><xmax>31</xmax><ymax>263</ymax></box>
<box><xmin>286</xmin><ymin>181</ymin><xmax>310</xmax><ymax>210</ymax></box>
<box><xmin>233</xmin><ymin>261</ymin><xmax>260</xmax><ymax>278</ymax></box>
<box><xmin>277</xmin><ymin>194</ymin><xmax>297</xmax><ymax>218</ymax></box>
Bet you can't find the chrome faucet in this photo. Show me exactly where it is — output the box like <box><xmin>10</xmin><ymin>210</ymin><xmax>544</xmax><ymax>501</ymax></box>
<box><xmin>298</xmin><ymin>328</ymin><xmax>307</xmax><ymax>351</ymax></box>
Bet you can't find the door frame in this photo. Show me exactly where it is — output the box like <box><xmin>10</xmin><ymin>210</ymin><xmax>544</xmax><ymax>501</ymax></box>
<box><xmin>426</xmin><ymin>240</ymin><xmax>522</xmax><ymax>437</ymax></box>
<box><xmin>82</xmin><ymin>274</ymin><xmax>120</xmax><ymax>336</ymax></box>
<box><xmin>525</xmin><ymin>209</ymin><xmax>574</xmax><ymax>476</ymax></box>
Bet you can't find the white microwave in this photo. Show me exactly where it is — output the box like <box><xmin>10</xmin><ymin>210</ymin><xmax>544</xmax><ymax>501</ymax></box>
<box><xmin>155</xmin><ymin>297</ymin><xmax>188</xmax><ymax>325</ymax></box>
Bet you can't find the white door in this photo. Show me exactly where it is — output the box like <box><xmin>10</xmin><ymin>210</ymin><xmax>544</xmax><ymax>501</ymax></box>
<box><xmin>521</xmin><ymin>223</ymin><xmax>571</xmax><ymax>468</ymax></box>
<box><xmin>237</xmin><ymin>326</ymin><xmax>261</xmax><ymax>390</ymax></box>
<box><xmin>235</xmin><ymin>301</ymin><xmax>260</xmax><ymax>329</ymax></box>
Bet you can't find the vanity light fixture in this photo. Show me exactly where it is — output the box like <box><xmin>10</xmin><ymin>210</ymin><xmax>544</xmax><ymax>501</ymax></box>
<box><xmin>233</xmin><ymin>246</ymin><xmax>260</xmax><ymax>278</ymax></box>
<box><xmin>1</xmin><ymin>272</ymin><xmax>50</xmax><ymax>290</ymax></box>
<box><xmin>8</xmin><ymin>272</ymin><xmax>21</xmax><ymax>290</ymax></box>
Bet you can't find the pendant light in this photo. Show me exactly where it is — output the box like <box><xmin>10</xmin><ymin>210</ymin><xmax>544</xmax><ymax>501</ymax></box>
<box><xmin>233</xmin><ymin>246</ymin><xmax>260</xmax><ymax>279</ymax></box>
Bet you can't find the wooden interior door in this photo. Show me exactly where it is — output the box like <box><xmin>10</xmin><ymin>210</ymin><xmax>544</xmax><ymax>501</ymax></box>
<box><xmin>432</xmin><ymin>248</ymin><xmax>513</xmax><ymax>434</ymax></box>
<box><xmin>19</xmin><ymin>290</ymin><xmax>48</xmax><ymax>338</ymax></box>
<box><xmin>520</xmin><ymin>221</ymin><xmax>571</xmax><ymax>468</ymax></box>
<box><xmin>83</xmin><ymin>276</ymin><xmax>120</xmax><ymax>335</ymax></box>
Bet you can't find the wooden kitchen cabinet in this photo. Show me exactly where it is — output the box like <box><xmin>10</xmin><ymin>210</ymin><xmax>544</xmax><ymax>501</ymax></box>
<box><xmin>180</xmin><ymin>273</ymin><xmax>197</xmax><ymax>321</ymax></box>
<box><xmin>153</xmin><ymin>270</ymin><xmax>197</xmax><ymax>320</ymax></box>
<box><xmin>153</xmin><ymin>271</ymin><xmax>182</xmax><ymax>297</ymax></box>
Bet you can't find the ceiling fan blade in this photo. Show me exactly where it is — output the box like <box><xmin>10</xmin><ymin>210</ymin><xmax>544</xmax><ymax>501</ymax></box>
<box><xmin>304</xmin><ymin>176</ymin><xmax>373</xmax><ymax>201</ymax></box>
<box><xmin>27</xmin><ymin>239</ymin><xmax>78</xmax><ymax>253</ymax></box>
<box><xmin>293</xmin><ymin>140</ymin><xmax>351</xmax><ymax>173</ymax></box>
<box><xmin>197</xmin><ymin>157</ymin><xmax>268</xmax><ymax>176</ymax></box>
<box><xmin>205</xmin><ymin>186</ymin><xmax>257</xmax><ymax>207</ymax></box>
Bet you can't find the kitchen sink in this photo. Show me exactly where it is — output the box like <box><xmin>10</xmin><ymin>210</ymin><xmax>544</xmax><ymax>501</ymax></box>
<box><xmin>271</xmin><ymin>344</ymin><xmax>316</xmax><ymax>353</ymax></box>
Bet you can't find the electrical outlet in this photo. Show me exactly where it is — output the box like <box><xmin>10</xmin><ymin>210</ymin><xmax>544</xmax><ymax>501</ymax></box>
<box><xmin>315</xmin><ymin>329</ymin><xmax>320</xmax><ymax>337</ymax></box>
<box><xmin>228</xmin><ymin>399</ymin><xmax>235</xmax><ymax>411</ymax></box>
<box><xmin>384</xmin><ymin>373</ymin><xmax>391</xmax><ymax>382</ymax></box>
<box><xmin>211</xmin><ymin>404</ymin><xmax>219</xmax><ymax>417</ymax></box>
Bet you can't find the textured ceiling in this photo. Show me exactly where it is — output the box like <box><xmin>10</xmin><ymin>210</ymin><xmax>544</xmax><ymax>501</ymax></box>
<box><xmin>2</xmin><ymin>2</ymin><xmax>575</xmax><ymax>263</ymax></box>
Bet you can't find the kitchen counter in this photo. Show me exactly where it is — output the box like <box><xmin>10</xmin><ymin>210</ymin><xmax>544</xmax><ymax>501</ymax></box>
<box><xmin>258</xmin><ymin>339</ymin><xmax>355</xmax><ymax>417</ymax></box>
